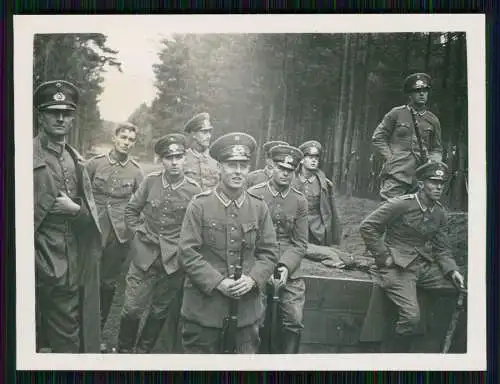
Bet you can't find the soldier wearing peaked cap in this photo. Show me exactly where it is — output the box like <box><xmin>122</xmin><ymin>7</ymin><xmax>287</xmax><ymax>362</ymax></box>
<box><xmin>359</xmin><ymin>161</ymin><xmax>465</xmax><ymax>352</ymax></box>
<box><xmin>178</xmin><ymin>132</ymin><xmax>279</xmax><ymax>354</ymax></box>
<box><xmin>247</xmin><ymin>140</ymin><xmax>289</xmax><ymax>188</ymax></box>
<box><xmin>86</xmin><ymin>122</ymin><xmax>144</xmax><ymax>347</ymax></box>
<box><xmin>292</xmin><ymin>140</ymin><xmax>342</xmax><ymax>246</ymax></box>
<box><xmin>248</xmin><ymin>145</ymin><xmax>308</xmax><ymax>353</ymax></box>
<box><xmin>372</xmin><ymin>72</ymin><xmax>443</xmax><ymax>201</ymax></box>
<box><xmin>33</xmin><ymin>80</ymin><xmax>102</xmax><ymax>353</ymax></box>
<box><xmin>115</xmin><ymin>133</ymin><xmax>201</xmax><ymax>353</ymax></box>
<box><xmin>183</xmin><ymin>112</ymin><xmax>219</xmax><ymax>191</ymax></box>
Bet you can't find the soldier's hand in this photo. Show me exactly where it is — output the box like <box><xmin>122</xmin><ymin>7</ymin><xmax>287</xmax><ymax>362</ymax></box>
<box><xmin>51</xmin><ymin>191</ymin><xmax>81</xmax><ymax>215</ymax></box>
<box><xmin>277</xmin><ymin>266</ymin><xmax>288</xmax><ymax>288</ymax></box>
<box><xmin>216</xmin><ymin>278</ymin><xmax>238</xmax><ymax>298</ymax></box>
<box><xmin>450</xmin><ymin>271</ymin><xmax>466</xmax><ymax>290</ymax></box>
<box><xmin>228</xmin><ymin>275</ymin><xmax>256</xmax><ymax>297</ymax></box>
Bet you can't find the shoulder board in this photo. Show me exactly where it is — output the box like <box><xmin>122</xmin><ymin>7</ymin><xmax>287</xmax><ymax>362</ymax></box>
<box><xmin>147</xmin><ymin>170</ymin><xmax>162</xmax><ymax>177</ymax></box>
<box><xmin>248</xmin><ymin>169</ymin><xmax>263</xmax><ymax>176</ymax></box>
<box><xmin>89</xmin><ymin>153</ymin><xmax>106</xmax><ymax>161</ymax></box>
<box><xmin>247</xmin><ymin>190</ymin><xmax>263</xmax><ymax>200</ymax></box>
<box><xmin>392</xmin><ymin>105</ymin><xmax>407</xmax><ymax>112</ymax></box>
<box><xmin>130</xmin><ymin>159</ymin><xmax>141</xmax><ymax>168</ymax></box>
<box><xmin>291</xmin><ymin>186</ymin><xmax>304</xmax><ymax>196</ymax></box>
<box><xmin>435</xmin><ymin>200</ymin><xmax>443</xmax><ymax>207</ymax></box>
<box><xmin>185</xmin><ymin>176</ymin><xmax>201</xmax><ymax>188</ymax></box>
<box><xmin>194</xmin><ymin>190</ymin><xmax>213</xmax><ymax>199</ymax></box>
<box><xmin>251</xmin><ymin>182</ymin><xmax>267</xmax><ymax>189</ymax></box>
<box><xmin>398</xmin><ymin>194</ymin><xmax>416</xmax><ymax>200</ymax></box>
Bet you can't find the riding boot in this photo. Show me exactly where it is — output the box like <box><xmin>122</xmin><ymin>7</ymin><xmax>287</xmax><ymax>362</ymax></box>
<box><xmin>100</xmin><ymin>285</ymin><xmax>116</xmax><ymax>330</ymax></box>
<box><xmin>282</xmin><ymin>330</ymin><xmax>301</xmax><ymax>354</ymax></box>
<box><xmin>135</xmin><ymin>314</ymin><xmax>168</xmax><ymax>354</ymax></box>
<box><xmin>390</xmin><ymin>333</ymin><xmax>414</xmax><ymax>353</ymax></box>
<box><xmin>117</xmin><ymin>315</ymin><xmax>141</xmax><ymax>353</ymax></box>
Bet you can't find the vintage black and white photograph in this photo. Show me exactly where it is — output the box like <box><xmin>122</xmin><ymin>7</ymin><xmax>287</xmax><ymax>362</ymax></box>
<box><xmin>15</xmin><ymin>15</ymin><xmax>486</xmax><ymax>370</ymax></box>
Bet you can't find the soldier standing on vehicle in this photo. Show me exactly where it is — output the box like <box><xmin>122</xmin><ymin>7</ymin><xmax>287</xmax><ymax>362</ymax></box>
<box><xmin>33</xmin><ymin>80</ymin><xmax>102</xmax><ymax>353</ymax></box>
<box><xmin>292</xmin><ymin>140</ymin><xmax>342</xmax><ymax>246</ymax></box>
<box><xmin>86</xmin><ymin>122</ymin><xmax>144</xmax><ymax>344</ymax></box>
<box><xmin>115</xmin><ymin>133</ymin><xmax>201</xmax><ymax>353</ymax></box>
<box><xmin>246</xmin><ymin>140</ymin><xmax>288</xmax><ymax>188</ymax></box>
<box><xmin>359</xmin><ymin>162</ymin><xmax>465</xmax><ymax>353</ymax></box>
<box><xmin>248</xmin><ymin>145</ymin><xmax>308</xmax><ymax>353</ymax></box>
<box><xmin>372</xmin><ymin>73</ymin><xmax>443</xmax><ymax>201</ymax></box>
<box><xmin>183</xmin><ymin>112</ymin><xmax>219</xmax><ymax>191</ymax></box>
<box><xmin>178</xmin><ymin>132</ymin><xmax>279</xmax><ymax>354</ymax></box>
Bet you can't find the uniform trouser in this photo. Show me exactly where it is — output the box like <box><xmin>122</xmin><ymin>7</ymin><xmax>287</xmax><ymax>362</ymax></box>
<box><xmin>262</xmin><ymin>278</ymin><xmax>306</xmax><ymax>334</ymax></box>
<box><xmin>181</xmin><ymin>320</ymin><xmax>260</xmax><ymax>354</ymax></box>
<box><xmin>100</xmin><ymin>230</ymin><xmax>129</xmax><ymax>328</ymax></box>
<box><xmin>36</xmin><ymin>278</ymin><xmax>80</xmax><ymax>353</ymax></box>
<box><xmin>378</xmin><ymin>257</ymin><xmax>455</xmax><ymax>335</ymax></box>
<box><xmin>122</xmin><ymin>257</ymin><xmax>184</xmax><ymax>319</ymax></box>
<box><xmin>379</xmin><ymin>175</ymin><xmax>414</xmax><ymax>201</ymax></box>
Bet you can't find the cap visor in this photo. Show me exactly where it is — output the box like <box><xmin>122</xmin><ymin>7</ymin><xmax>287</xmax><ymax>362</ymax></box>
<box><xmin>222</xmin><ymin>155</ymin><xmax>249</xmax><ymax>161</ymax></box>
<box><xmin>276</xmin><ymin>162</ymin><xmax>295</xmax><ymax>170</ymax></box>
<box><xmin>162</xmin><ymin>151</ymin><xmax>185</xmax><ymax>157</ymax></box>
<box><xmin>42</xmin><ymin>104</ymin><xmax>76</xmax><ymax>111</ymax></box>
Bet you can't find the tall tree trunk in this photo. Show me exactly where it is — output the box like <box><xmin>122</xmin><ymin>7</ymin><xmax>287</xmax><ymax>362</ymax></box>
<box><xmin>331</xmin><ymin>34</ymin><xmax>351</xmax><ymax>187</ymax></box>
<box><xmin>424</xmin><ymin>33</ymin><xmax>433</xmax><ymax>72</ymax></box>
<box><xmin>279</xmin><ymin>35</ymin><xmax>289</xmax><ymax>139</ymax></box>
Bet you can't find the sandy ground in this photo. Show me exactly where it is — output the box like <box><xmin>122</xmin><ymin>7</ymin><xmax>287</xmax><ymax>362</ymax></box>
<box><xmin>101</xmin><ymin>162</ymin><xmax>468</xmax><ymax>352</ymax></box>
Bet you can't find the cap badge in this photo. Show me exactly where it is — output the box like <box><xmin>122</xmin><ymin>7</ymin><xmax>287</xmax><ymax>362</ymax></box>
<box><xmin>234</xmin><ymin>135</ymin><xmax>240</xmax><ymax>141</ymax></box>
<box><xmin>436</xmin><ymin>169</ymin><xmax>444</xmax><ymax>176</ymax></box>
<box><xmin>169</xmin><ymin>144</ymin><xmax>179</xmax><ymax>152</ymax></box>
<box><xmin>284</xmin><ymin>155</ymin><xmax>293</xmax><ymax>164</ymax></box>
<box><xmin>53</xmin><ymin>92</ymin><xmax>66</xmax><ymax>101</ymax></box>
<box><xmin>415</xmin><ymin>79</ymin><xmax>425</xmax><ymax>87</ymax></box>
<box><xmin>232</xmin><ymin>145</ymin><xmax>246</xmax><ymax>156</ymax></box>
<box><xmin>309</xmin><ymin>147</ymin><xmax>319</xmax><ymax>155</ymax></box>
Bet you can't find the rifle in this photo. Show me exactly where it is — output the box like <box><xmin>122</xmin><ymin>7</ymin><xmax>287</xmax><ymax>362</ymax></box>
<box><xmin>269</xmin><ymin>267</ymin><xmax>282</xmax><ymax>353</ymax></box>
<box><xmin>220</xmin><ymin>242</ymin><xmax>244</xmax><ymax>354</ymax></box>
<box><xmin>409</xmin><ymin>106</ymin><xmax>429</xmax><ymax>165</ymax></box>
<box><xmin>442</xmin><ymin>288</ymin><xmax>467</xmax><ymax>353</ymax></box>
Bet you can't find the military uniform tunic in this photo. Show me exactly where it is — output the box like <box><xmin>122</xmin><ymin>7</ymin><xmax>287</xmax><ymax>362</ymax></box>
<box><xmin>372</xmin><ymin>105</ymin><xmax>443</xmax><ymax>200</ymax></box>
<box><xmin>122</xmin><ymin>171</ymin><xmax>201</xmax><ymax>319</ymax></box>
<box><xmin>184</xmin><ymin>148</ymin><xmax>219</xmax><ymax>191</ymax></box>
<box><xmin>178</xmin><ymin>186</ymin><xmax>278</xmax><ymax>353</ymax></box>
<box><xmin>360</xmin><ymin>194</ymin><xmax>458</xmax><ymax>335</ymax></box>
<box><xmin>248</xmin><ymin>182</ymin><xmax>308</xmax><ymax>333</ymax></box>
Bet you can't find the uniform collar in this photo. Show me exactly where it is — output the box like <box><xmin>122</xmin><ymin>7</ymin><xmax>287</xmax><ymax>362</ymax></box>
<box><xmin>107</xmin><ymin>150</ymin><xmax>130</xmax><ymax>167</ymax></box>
<box><xmin>406</xmin><ymin>104</ymin><xmax>427</xmax><ymax>116</ymax></box>
<box><xmin>40</xmin><ymin>133</ymin><xmax>65</xmax><ymax>156</ymax></box>
<box><xmin>415</xmin><ymin>193</ymin><xmax>436</xmax><ymax>213</ymax></box>
<box><xmin>188</xmin><ymin>147</ymin><xmax>209</xmax><ymax>158</ymax></box>
<box><xmin>298</xmin><ymin>172</ymin><xmax>316</xmax><ymax>184</ymax></box>
<box><xmin>215</xmin><ymin>186</ymin><xmax>246</xmax><ymax>208</ymax></box>
<box><xmin>267</xmin><ymin>181</ymin><xmax>290</xmax><ymax>198</ymax></box>
<box><xmin>162</xmin><ymin>172</ymin><xmax>185</xmax><ymax>190</ymax></box>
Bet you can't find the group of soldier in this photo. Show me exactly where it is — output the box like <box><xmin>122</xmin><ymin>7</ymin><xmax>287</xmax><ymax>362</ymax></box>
<box><xmin>33</xmin><ymin>71</ymin><xmax>465</xmax><ymax>355</ymax></box>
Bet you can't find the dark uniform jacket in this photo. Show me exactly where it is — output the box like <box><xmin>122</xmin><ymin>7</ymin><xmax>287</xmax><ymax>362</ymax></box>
<box><xmin>292</xmin><ymin>168</ymin><xmax>342</xmax><ymax>246</ymax></box>
<box><xmin>179</xmin><ymin>187</ymin><xmax>279</xmax><ymax>328</ymax></box>
<box><xmin>359</xmin><ymin>194</ymin><xmax>458</xmax><ymax>275</ymax></box>
<box><xmin>247</xmin><ymin>182</ymin><xmax>308</xmax><ymax>279</ymax></box>
<box><xmin>372</xmin><ymin>105</ymin><xmax>443</xmax><ymax>184</ymax></box>
<box><xmin>184</xmin><ymin>148</ymin><xmax>219</xmax><ymax>191</ymax></box>
<box><xmin>33</xmin><ymin>135</ymin><xmax>102</xmax><ymax>352</ymax></box>
<box><xmin>125</xmin><ymin>171</ymin><xmax>202</xmax><ymax>274</ymax></box>
<box><xmin>86</xmin><ymin>151</ymin><xmax>144</xmax><ymax>245</ymax></box>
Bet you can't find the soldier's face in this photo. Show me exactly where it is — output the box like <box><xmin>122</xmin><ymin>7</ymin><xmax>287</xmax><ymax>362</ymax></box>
<box><xmin>162</xmin><ymin>153</ymin><xmax>185</xmax><ymax>178</ymax></box>
<box><xmin>409</xmin><ymin>89</ymin><xmax>429</xmax><ymax>106</ymax></box>
<box><xmin>38</xmin><ymin>109</ymin><xmax>76</xmax><ymax>138</ymax></box>
<box><xmin>112</xmin><ymin>128</ymin><xmax>137</xmax><ymax>155</ymax></box>
<box><xmin>219</xmin><ymin>159</ymin><xmax>250</xmax><ymax>190</ymax></box>
<box><xmin>302</xmin><ymin>155</ymin><xmax>320</xmax><ymax>171</ymax></box>
<box><xmin>419</xmin><ymin>179</ymin><xmax>445</xmax><ymax>201</ymax></box>
<box><xmin>272</xmin><ymin>163</ymin><xmax>294</xmax><ymax>188</ymax></box>
<box><xmin>192</xmin><ymin>129</ymin><xmax>213</xmax><ymax>150</ymax></box>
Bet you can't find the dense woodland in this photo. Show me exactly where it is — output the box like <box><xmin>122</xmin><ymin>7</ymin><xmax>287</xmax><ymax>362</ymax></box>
<box><xmin>33</xmin><ymin>32</ymin><xmax>468</xmax><ymax>210</ymax></box>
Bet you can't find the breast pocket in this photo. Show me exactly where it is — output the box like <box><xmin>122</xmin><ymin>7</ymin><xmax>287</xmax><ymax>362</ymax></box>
<box><xmin>93</xmin><ymin>175</ymin><xmax>108</xmax><ymax>193</ymax></box>
<box><xmin>393</xmin><ymin>122</ymin><xmax>412</xmax><ymax>139</ymax></box>
<box><xmin>202</xmin><ymin>219</ymin><xmax>226</xmax><ymax>251</ymax></box>
<box><xmin>285</xmin><ymin>214</ymin><xmax>296</xmax><ymax>233</ymax></box>
<box><xmin>241</xmin><ymin>222</ymin><xmax>258</xmax><ymax>249</ymax></box>
<box><xmin>112</xmin><ymin>179</ymin><xmax>135</xmax><ymax>198</ymax></box>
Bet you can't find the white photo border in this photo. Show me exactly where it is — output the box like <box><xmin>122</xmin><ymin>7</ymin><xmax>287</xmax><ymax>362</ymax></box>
<box><xmin>14</xmin><ymin>14</ymin><xmax>486</xmax><ymax>371</ymax></box>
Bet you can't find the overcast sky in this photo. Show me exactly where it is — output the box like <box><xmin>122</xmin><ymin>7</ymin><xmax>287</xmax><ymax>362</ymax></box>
<box><xmin>98</xmin><ymin>31</ymin><xmax>166</xmax><ymax>122</ymax></box>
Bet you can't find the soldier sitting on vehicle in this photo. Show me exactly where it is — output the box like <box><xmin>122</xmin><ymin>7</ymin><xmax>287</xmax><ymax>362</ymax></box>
<box><xmin>359</xmin><ymin>162</ymin><xmax>465</xmax><ymax>353</ymax></box>
<box><xmin>248</xmin><ymin>144</ymin><xmax>308</xmax><ymax>354</ymax></box>
<box><xmin>292</xmin><ymin>140</ymin><xmax>342</xmax><ymax>246</ymax></box>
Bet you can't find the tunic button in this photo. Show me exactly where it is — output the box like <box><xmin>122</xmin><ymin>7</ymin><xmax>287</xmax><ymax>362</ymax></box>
<box><xmin>232</xmin><ymin>227</ymin><xmax>236</xmax><ymax>231</ymax></box>
<box><xmin>230</xmin><ymin>240</ymin><xmax>235</xmax><ymax>243</ymax></box>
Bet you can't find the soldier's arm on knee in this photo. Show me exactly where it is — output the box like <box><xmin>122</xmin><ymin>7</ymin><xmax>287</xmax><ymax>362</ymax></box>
<box><xmin>281</xmin><ymin>197</ymin><xmax>308</xmax><ymax>275</ymax></box>
<box><xmin>432</xmin><ymin>211</ymin><xmax>459</xmax><ymax>276</ymax></box>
